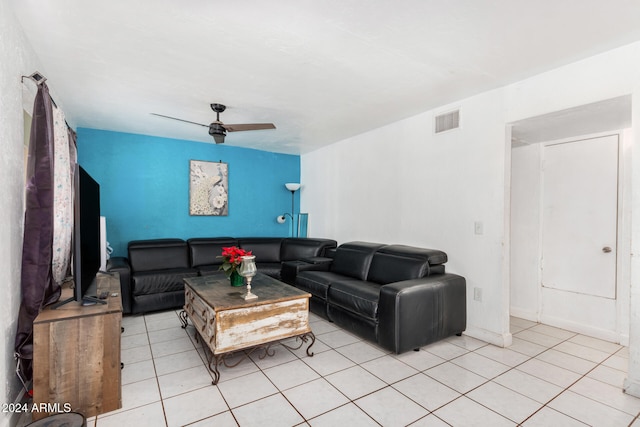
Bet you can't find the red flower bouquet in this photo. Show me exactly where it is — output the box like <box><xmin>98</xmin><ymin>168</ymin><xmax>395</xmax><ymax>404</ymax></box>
<box><xmin>219</xmin><ymin>246</ymin><xmax>253</xmax><ymax>277</ymax></box>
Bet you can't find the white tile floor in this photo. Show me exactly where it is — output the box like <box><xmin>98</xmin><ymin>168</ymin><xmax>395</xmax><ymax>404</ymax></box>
<box><xmin>47</xmin><ymin>312</ymin><xmax>640</xmax><ymax>426</ymax></box>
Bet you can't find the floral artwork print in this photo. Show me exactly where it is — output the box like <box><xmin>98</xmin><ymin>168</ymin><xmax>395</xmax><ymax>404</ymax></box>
<box><xmin>189</xmin><ymin>160</ymin><xmax>228</xmax><ymax>216</ymax></box>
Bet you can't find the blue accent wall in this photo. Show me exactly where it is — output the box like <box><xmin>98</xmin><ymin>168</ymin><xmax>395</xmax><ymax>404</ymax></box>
<box><xmin>77</xmin><ymin>128</ymin><xmax>300</xmax><ymax>257</ymax></box>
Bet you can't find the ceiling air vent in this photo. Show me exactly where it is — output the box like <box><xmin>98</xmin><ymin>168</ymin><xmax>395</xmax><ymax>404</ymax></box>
<box><xmin>434</xmin><ymin>109</ymin><xmax>460</xmax><ymax>134</ymax></box>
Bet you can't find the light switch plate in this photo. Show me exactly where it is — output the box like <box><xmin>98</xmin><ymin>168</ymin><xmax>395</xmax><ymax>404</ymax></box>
<box><xmin>474</xmin><ymin>221</ymin><xmax>484</xmax><ymax>235</ymax></box>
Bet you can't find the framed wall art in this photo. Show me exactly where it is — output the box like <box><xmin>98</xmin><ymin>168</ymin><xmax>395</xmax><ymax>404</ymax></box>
<box><xmin>189</xmin><ymin>160</ymin><xmax>228</xmax><ymax>216</ymax></box>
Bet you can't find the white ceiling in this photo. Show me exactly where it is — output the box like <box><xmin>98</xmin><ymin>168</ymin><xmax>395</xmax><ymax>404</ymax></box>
<box><xmin>10</xmin><ymin>0</ymin><xmax>640</xmax><ymax>154</ymax></box>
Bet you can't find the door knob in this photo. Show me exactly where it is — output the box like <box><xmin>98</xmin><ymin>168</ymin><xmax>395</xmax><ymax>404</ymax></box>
<box><xmin>602</xmin><ymin>246</ymin><xmax>612</xmax><ymax>253</ymax></box>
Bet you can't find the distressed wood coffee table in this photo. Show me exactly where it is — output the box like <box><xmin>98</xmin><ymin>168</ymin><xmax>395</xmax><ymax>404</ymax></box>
<box><xmin>181</xmin><ymin>272</ymin><xmax>315</xmax><ymax>384</ymax></box>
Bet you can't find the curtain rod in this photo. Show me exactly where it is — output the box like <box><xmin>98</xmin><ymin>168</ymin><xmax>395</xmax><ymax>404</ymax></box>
<box><xmin>21</xmin><ymin>70</ymin><xmax>70</xmax><ymax>126</ymax></box>
<box><xmin>21</xmin><ymin>71</ymin><xmax>47</xmax><ymax>86</ymax></box>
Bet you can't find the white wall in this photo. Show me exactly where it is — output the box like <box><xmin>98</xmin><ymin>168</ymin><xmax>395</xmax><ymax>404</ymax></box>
<box><xmin>303</xmin><ymin>88</ymin><xmax>512</xmax><ymax>346</ymax></box>
<box><xmin>509</xmin><ymin>142</ymin><xmax>541</xmax><ymax>320</ymax></box>
<box><xmin>505</xmin><ymin>43</ymin><xmax>640</xmax><ymax>354</ymax></box>
<box><xmin>625</xmin><ymin>90</ymin><xmax>640</xmax><ymax>397</ymax></box>
<box><xmin>0</xmin><ymin>1</ymin><xmax>42</xmax><ymax>426</ymax></box>
<box><xmin>302</xmin><ymin>40</ymin><xmax>640</xmax><ymax>349</ymax></box>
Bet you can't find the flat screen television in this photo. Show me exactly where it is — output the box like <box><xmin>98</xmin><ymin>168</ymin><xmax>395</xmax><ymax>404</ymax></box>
<box><xmin>53</xmin><ymin>164</ymin><xmax>105</xmax><ymax>308</ymax></box>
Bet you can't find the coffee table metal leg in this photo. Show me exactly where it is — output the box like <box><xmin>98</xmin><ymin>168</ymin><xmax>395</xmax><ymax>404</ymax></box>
<box><xmin>304</xmin><ymin>332</ymin><xmax>316</xmax><ymax>357</ymax></box>
<box><xmin>211</xmin><ymin>355</ymin><xmax>222</xmax><ymax>385</ymax></box>
<box><xmin>209</xmin><ymin>351</ymin><xmax>253</xmax><ymax>385</ymax></box>
<box><xmin>281</xmin><ymin>331</ymin><xmax>316</xmax><ymax>357</ymax></box>
<box><xmin>197</xmin><ymin>330</ymin><xmax>316</xmax><ymax>385</ymax></box>
<box><xmin>179</xmin><ymin>310</ymin><xmax>189</xmax><ymax>329</ymax></box>
<box><xmin>259</xmin><ymin>344</ymin><xmax>276</xmax><ymax>359</ymax></box>
<box><xmin>199</xmin><ymin>340</ymin><xmax>221</xmax><ymax>384</ymax></box>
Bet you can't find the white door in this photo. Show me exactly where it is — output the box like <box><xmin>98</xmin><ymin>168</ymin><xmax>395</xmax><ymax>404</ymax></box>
<box><xmin>540</xmin><ymin>134</ymin><xmax>619</xmax><ymax>335</ymax></box>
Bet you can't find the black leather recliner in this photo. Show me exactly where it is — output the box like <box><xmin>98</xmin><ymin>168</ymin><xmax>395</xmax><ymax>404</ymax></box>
<box><xmin>289</xmin><ymin>241</ymin><xmax>466</xmax><ymax>353</ymax></box>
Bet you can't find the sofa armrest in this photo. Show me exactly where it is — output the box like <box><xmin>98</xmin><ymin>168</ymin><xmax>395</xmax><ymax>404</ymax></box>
<box><xmin>377</xmin><ymin>273</ymin><xmax>466</xmax><ymax>353</ymax></box>
<box><xmin>107</xmin><ymin>257</ymin><xmax>133</xmax><ymax>314</ymax></box>
<box><xmin>281</xmin><ymin>259</ymin><xmax>333</xmax><ymax>285</ymax></box>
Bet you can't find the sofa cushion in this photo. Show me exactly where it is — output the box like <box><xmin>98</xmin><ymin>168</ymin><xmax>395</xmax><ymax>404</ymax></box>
<box><xmin>128</xmin><ymin>239</ymin><xmax>190</xmax><ymax>272</ymax></box>
<box><xmin>296</xmin><ymin>271</ymin><xmax>346</xmax><ymax>300</ymax></box>
<box><xmin>132</xmin><ymin>268</ymin><xmax>198</xmax><ymax>295</ymax></box>
<box><xmin>430</xmin><ymin>264</ymin><xmax>445</xmax><ymax>275</ymax></box>
<box><xmin>187</xmin><ymin>237</ymin><xmax>238</xmax><ymax>268</ymax></box>
<box><xmin>327</xmin><ymin>305</ymin><xmax>378</xmax><ymax>343</ymax></box>
<box><xmin>198</xmin><ymin>263</ymin><xmax>281</xmax><ymax>279</ymax></box>
<box><xmin>131</xmin><ymin>291</ymin><xmax>185</xmax><ymax>315</ymax></box>
<box><xmin>367</xmin><ymin>245</ymin><xmax>444</xmax><ymax>284</ymax></box>
<box><xmin>255</xmin><ymin>262</ymin><xmax>282</xmax><ymax>279</ymax></box>
<box><xmin>197</xmin><ymin>265</ymin><xmax>221</xmax><ymax>276</ymax></box>
<box><xmin>280</xmin><ymin>238</ymin><xmax>337</xmax><ymax>261</ymax></box>
<box><xmin>330</xmin><ymin>242</ymin><xmax>385</xmax><ymax>280</ymax></box>
<box><xmin>238</xmin><ymin>238</ymin><xmax>283</xmax><ymax>263</ymax></box>
<box><xmin>327</xmin><ymin>279</ymin><xmax>382</xmax><ymax>320</ymax></box>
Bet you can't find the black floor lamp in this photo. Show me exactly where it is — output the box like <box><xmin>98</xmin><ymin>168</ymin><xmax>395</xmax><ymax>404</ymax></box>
<box><xmin>277</xmin><ymin>182</ymin><xmax>301</xmax><ymax>237</ymax></box>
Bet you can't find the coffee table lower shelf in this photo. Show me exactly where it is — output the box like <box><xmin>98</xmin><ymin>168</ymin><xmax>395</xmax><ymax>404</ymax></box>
<box><xmin>180</xmin><ymin>310</ymin><xmax>315</xmax><ymax>384</ymax></box>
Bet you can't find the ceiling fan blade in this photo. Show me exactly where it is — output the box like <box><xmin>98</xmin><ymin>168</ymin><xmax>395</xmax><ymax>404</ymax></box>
<box><xmin>222</xmin><ymin>123</ymin><xmax>276</xmax><ymax>132</ymax></box>
<box><xmin>151</xmin><ymin>113</ymin><xmax>209</xmax><ymax>128</ymax></box>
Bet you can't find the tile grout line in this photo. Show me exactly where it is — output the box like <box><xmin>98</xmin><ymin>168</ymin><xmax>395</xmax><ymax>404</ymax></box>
<box><xmin>423</xmin><ymin>322</ymin><xmax>587</xmax><ymax>425</ymax></box>
<box><xmin>148</xmin><ymin>313</ymin><xmax>171</xmax><ymax>427</ymax></box>
<box><xmin>109</xmin><ymin>314</ymin><xmax>633</xmax><ymax>427</ymax></box>
<box><xmin>179</xmin><ymin>314</ymin><xmax>243</xmax><ymax>426</ymax></box>
<box><xmin>509</xmin><ymin>321</ymin><xmax>633</xmax><ymax>425</ymax></box>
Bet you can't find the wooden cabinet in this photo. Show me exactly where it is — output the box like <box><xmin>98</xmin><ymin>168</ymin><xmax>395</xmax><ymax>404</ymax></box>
<box><xmin>32</xmin><ymin>272</ymin><xmax>122</xmax><ymax>420</ymax></box>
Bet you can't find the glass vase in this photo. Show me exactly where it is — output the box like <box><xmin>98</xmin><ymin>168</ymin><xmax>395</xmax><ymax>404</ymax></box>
<box><xmin>297</xmin><ymin>213</ymin><xmax>309</xmax><ymax>238</ymax></box>
<box><xmin>230</xmin><ymin>270</ymin><xmax>244</xmax><ymax>287</ymax></box>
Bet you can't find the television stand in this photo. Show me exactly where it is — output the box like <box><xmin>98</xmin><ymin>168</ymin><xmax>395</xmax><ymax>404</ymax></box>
<box><xmin>81</xmin><ymin>296</ymin><xmax>108</xmax><ymax>306</ymax></box>
<box><xmin>50</xmin><ymin>293</ymin><xmax>107</xmax><ymax>309</ymax></box>
<box><xmin>49</xmin><ymin>296</ymin><xmax>75</xmax><ymax>309</ymax></box>
<box><xmin>32</xmin><ymin>272</ymin><xmax>122</xmax><ymax>420</ymax></box>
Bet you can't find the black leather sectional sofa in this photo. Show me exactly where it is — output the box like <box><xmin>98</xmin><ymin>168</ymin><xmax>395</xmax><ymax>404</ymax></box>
<box><xmin>284</xmin><ymin>241</ymin><xmax>467</xmax><ymax>353</ymax></box>
<box><xmin>107</xmin><ymin>237</ymin><xmax>337</xmax><ymax>314</ymax></box>
<box><xmin>108</xmin><ymin>236</ymin><xmax>466</xmax><ymax>354</ymax></box>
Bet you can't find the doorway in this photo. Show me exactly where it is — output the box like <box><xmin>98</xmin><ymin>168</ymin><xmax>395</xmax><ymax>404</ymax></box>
<box><xmin>508</xmin><ymin>97</ymin><xmax>632</xmax><ymax>344</ymax></box>
<box><xmin>540</xmin><ymin>134</ymin><xmax>619</xmax><ymax>333</ymax></box>
<box><xmin>510</xmin><ymin>130</ymin><xmax>630</xmax><ymax>344</ymax></box>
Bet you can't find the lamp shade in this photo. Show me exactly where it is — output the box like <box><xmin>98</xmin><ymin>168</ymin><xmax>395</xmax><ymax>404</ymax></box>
<box><xmin>285</xmin><ymin>183</ymin><xmax>301</xmax><ymax>192</ymax></box>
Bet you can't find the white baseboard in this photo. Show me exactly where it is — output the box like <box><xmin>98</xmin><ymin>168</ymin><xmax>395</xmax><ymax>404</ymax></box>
<box><xmin>464</xmin><ymin>326</ymin><xmax>513</xmax><ymax>348</ymax></box>
<box><xmin>619</xmin><ymin>334</ymin><xmax>630</xmax><ymax>347</ymax></box>
<box><xmin>624</xmin><ymin>378</ymin><xmax>640</xmax><ymax>398</ymax></box>
<box><xmin>510</xmin><ymin>307</ymin><xmax>629</xmax><ymax>345</ymax></box>
<box><xmin>509</xmin><ymin>307</ymin><xmax>538</xmax><ymax>323</ymax></box>
<box><xmin>539</xmin><ymin>313</ymin><xmax>622</xmax><ymax>344</ymax></box>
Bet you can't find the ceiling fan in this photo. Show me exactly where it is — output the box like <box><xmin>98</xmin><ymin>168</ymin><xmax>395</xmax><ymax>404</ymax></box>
<box><xmin>152</xmin><ymin>103</ymin><xmax>276</xmax><ymax>144</ymax></box>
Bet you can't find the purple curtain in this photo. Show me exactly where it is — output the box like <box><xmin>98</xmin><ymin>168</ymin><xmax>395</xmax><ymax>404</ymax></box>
<box><xmin>14</xmin><ymin>83</ymin><xmax>62</xmax><ymax>387</ymax></box>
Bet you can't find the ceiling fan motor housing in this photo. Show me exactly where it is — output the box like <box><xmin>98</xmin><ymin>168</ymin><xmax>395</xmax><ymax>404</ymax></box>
<box><xmin>211</xmin><ymin>103</ymin><xmax>226</xmax><ymax>114</ymax></box>
<box><xmin>209</xmin><ymin>123</ymin><xmax>226</xmax><ymax>144</ymax></box>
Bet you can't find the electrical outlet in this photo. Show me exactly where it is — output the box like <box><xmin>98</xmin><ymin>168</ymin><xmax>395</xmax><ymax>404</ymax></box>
<box><xmin>474</xmin><ymin>221</ymin><xmax>484</xmax><ymax>235</ymax></box>
<box><xmin>473</xmin><ymin>287</ymin><xmax>482</xmax><ymax>302</ymax></box>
